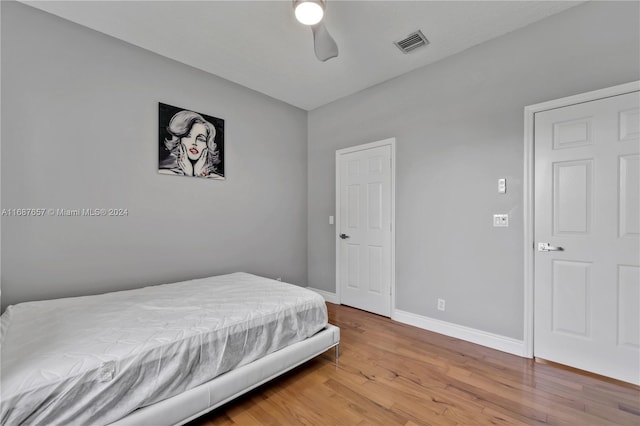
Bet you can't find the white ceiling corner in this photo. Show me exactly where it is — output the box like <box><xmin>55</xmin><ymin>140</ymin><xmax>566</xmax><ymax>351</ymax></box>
<box><xmin>21</xmin><ymin>0</ymin><xmax>586</xmax><ymax>110</ymax></box>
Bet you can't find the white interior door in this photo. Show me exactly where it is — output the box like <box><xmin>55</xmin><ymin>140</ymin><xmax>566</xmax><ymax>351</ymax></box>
<box><xmin>337</xmin><ymin>141</ymin><xmax>393</xmax><ymax>317</ymax></box>
<box><xmin>534</xmin><ymin>90</ymin><xmax>640</xmax><ymax>384</ymax></box>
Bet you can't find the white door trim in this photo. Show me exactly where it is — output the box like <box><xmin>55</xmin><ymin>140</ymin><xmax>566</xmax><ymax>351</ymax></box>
<box><xmin>335</xmin><ymin>137</ymin><xmax>396</xmax><ymax>316</ymax></box>
<box><xmin>523</xmin><ymin>81</ymin><xmax>640</xmax><ymax>358</ymax></box>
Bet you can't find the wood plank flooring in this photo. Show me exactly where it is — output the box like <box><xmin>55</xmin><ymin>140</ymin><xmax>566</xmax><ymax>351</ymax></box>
<box><xmin>190</xmin><ymin>303</ymin><xmax>640</xmax><ymax>425</ymax></box>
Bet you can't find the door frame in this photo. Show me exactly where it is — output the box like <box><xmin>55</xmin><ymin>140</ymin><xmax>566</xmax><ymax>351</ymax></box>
<box><xmin>335</xmin><ymin>137</ymin><xmax>396</xmax><ymax>316</ymax></box>
<box><xmin>523</xmin><ymin>80</ymin><xmax>640</xmax><ymax>358</ymax></box>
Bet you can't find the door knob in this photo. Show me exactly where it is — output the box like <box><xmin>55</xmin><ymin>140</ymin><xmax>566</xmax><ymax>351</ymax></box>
<box><xmin>537</xmin><ymin>242</ymin><xmax>564</xmax><ymax>252</ymax></box>
<box><xmin>339</xmin><ymin>233</ymin><xmax>350</xmax><ymax>239</ymax></box>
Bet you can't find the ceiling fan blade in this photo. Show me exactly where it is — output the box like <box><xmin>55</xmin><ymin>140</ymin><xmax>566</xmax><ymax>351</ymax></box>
<box><xmin>311</xmin><ymin>22</ymin><xmax>338</xmax><ymax>62</ymax></box>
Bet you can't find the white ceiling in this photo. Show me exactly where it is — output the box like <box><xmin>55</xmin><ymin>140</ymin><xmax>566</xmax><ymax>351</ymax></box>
<box><xmin>22</xmin><ymin>0</ymin><xmax>585</xmax><ymax>110</ymax></box>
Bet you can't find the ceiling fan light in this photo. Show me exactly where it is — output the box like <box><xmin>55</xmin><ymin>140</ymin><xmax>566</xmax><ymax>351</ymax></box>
<box><xmin>295</xmin><ymin>1</ymin><xmax>324</xmax><ymax>26</ymax></box>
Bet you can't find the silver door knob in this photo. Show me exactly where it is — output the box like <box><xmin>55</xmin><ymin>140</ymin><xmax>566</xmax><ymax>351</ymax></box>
<box><xmin>339</xmin><ymin>233</ymin><xmax>350</xmax><ymax>239</ymax></box>
<box><xmin>537</xmin><ymin>242</ymin><xmax>564</xmax><ymax>252</ymax></box>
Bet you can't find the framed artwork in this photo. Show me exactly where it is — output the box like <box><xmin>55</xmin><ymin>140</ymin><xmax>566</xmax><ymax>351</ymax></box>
<box><xmin>158</xmin><ymin>103</ymin><xmax>225</xmax><ymax>180</ymax></box>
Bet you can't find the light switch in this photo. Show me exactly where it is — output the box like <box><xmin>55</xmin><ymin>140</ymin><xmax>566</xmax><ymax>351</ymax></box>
<box><xmin>329</xmin><ymin>216</ymin><xmax>334</xmax><ymax>225</ymax></box>
<box><xmin>498</xmin><ymin>178</ymin><xmax>506</xmax><ymax>194</ymax></box>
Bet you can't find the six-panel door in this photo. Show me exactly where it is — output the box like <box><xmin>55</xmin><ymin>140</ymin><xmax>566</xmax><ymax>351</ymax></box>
<box><xmin>534</xmin><ymin>91</ymin><xmax>640</xmax><ymax>384</ymax></box>
<box><xmin>338</xmin><ymin>144</ymin><xmax>392</xmax><ymax>317</ymax></box>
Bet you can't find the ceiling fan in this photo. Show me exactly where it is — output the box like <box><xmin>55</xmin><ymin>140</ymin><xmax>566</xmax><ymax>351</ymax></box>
<box><xmin>293</xmin><ymin>0</ymin><xmax>339</xmax><ymax>62</ymax></box>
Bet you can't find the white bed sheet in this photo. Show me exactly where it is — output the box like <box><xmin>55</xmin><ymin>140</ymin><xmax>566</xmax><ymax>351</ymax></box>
<box><xmin>1</xmin><ymin>272</ymin><xmax>327</xmax><ymax>426</ymax></box>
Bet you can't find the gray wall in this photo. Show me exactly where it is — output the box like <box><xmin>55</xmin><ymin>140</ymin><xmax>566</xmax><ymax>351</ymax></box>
<box><xmin>307</xmin><ymin>1</ymin><xmax>640</xmax><ymax>339</ymax></box>
<box><xmin>1</xmin><ymin>2</ymin><xmax>308</xmax><ymax>310</ymax></box>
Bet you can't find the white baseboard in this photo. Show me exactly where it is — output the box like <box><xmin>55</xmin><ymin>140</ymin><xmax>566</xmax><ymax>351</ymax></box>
<box><xmin>392</xmin><ymin>309</ymin><xmax>526</xmax><ymax>357</ymax></box>
<box><xmin>306</xmin><ymin>287</ymin><xmax>339</xmax><ymax>304</ymax></box>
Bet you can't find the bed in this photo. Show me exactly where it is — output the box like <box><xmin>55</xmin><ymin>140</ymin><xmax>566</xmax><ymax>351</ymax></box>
<box><xmin>0</xmin><ymin>272</ymin><xmax>340</xmax><ymax>426</ymax></box>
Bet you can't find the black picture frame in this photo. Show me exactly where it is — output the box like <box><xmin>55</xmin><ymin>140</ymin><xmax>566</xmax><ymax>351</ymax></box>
<box><xmin>158</xmin><ymin>102</ymin><xmax>225</xmax><ymax>180</ymax></box>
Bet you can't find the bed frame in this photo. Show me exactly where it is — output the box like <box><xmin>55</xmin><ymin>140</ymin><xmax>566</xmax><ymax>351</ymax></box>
<box><xmin>109</xmin><ymin>324</ymin><xmax>340</xmax><ymax>426</ymax></box>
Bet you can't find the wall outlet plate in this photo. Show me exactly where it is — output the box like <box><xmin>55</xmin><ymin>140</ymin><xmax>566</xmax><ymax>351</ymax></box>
<box><xmin>493</xmin><ymin>214</ymin><xmax>509</xmax><ymax>227</ymax></box>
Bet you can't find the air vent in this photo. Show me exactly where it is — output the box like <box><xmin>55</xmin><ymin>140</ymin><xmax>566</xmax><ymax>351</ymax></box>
<box><xmin>394</xmin><ymin>30</ymin><xmax>429</xmax><ymax>54</ymax></box>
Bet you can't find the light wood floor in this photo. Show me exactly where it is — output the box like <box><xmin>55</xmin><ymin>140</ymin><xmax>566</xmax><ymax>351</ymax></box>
<box><xmin>191</xmin><ymin>303</ymin><xmax>640</xmax><ymax>425</ymax></box>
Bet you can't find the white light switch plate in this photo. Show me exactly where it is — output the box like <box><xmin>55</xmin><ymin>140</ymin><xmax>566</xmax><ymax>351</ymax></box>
<box><xmin>493</xmin><ymin>214</ymin><xmax>509</xmax><ymax>227</ymax></box>
<box><xmin>329</xmin><ymin>216</ymin><xmax>334</xmax><ymax>225</ymax></box>
<box><xmin>498</xmin><ymin>178</ymin><xmax>506</xmax><ymax>194</ymax></box>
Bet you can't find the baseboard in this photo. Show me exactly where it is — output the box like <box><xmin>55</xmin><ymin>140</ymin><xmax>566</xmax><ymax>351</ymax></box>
<box><xmin>392</xmin><ymin>309</ymin><xmax>526</xmax><ymax>357</ymax></box>
<box><xmin>307</xmin><ymin>287</ymin><xmax>339</xmax><ymax>304</ymax></box>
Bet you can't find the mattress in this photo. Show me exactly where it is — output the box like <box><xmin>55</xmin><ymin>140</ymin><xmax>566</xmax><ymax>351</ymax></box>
<box><xmin>0</xmin><ymin>272</ymin><xmax>328</xmax><ymax>426</ymax></box>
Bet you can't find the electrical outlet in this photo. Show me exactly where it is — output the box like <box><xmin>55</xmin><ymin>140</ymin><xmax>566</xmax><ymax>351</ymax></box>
<box><xmin>493</xmin><ymin>214</ymin><xmax>509</xmax><ymax>227</ymax></box>
<box><xmin>437</xmin><ymin>298</ymin><xmax>445</xmax><ymax>311</ymax></box>
<box><xmin>276</xmin><ymin>277</ymin><xmax>282</xmax><ymax>281</ymax></box>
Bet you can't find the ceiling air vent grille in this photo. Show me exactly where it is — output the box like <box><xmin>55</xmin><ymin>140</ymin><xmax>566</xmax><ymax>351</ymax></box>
<box><xmin>394</xmin><ymin>30</ymin><xmax>429</xmax><ymax>54</ymax></box>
